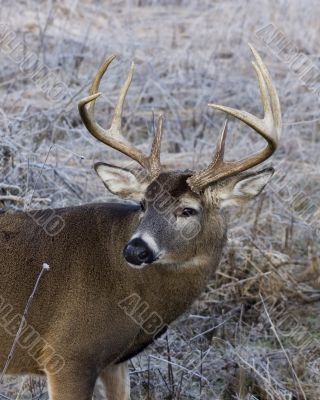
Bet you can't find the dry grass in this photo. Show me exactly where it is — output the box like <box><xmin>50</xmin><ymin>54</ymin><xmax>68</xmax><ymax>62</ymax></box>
<box><xmin>0</xmin><ymin>0</ymin><xmax>319</xmax><ymax>399</ymax></box>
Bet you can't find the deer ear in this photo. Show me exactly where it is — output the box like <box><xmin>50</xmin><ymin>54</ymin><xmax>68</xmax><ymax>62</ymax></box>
<box><xmin>217</xmin><ymin>167</ymin><xmax>274</xmax><ymax>208</ymax></box>
<box><xmin>94</xmin><ymin>163</ymin><xmax>146</xmax><ymax>200</ymax></box>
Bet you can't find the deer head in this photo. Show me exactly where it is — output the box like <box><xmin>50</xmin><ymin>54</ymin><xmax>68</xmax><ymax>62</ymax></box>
<box><xmin>79</xmin><ymin>45</ymin><xmax>281</xmax><ymax>268</ymax></box>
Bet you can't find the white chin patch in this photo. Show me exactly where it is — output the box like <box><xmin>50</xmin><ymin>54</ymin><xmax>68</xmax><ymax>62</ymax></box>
<box><xmin>126</xmin><ymin>262</ymin><xmax>147</xmax><ymax>269</ymax></box>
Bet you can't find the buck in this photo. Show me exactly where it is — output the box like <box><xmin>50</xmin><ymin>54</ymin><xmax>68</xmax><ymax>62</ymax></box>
<box><xmin>0</xmin><ymin>45</ymin><xmax>281</xmax><ymax>400</ymax></box>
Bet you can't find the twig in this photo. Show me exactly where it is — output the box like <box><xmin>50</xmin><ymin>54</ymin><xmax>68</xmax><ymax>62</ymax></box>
<box><xmin>0</xmin><ymin>195</ymin><xmax>24</xmax><ymax>203</ymax></box>
<box><xmin>208</xmin><ymin>271</ymin><xmax>272</xmax><ymax>294</ymax></box>
<box><xmin>259</xmin><ymin>294</ymin><xmax>307</xmax><ymax>400</ymax></box>
<box><xmin>15</xmin><ymin>375</ymin><xmax>28</xmax><ymax>400</ymax></box>
<box><xmin>190</xmin><ymin>314</ymin><xmax>235</xmax><ymax>341</ymax></box>
<box><xmin>0</xmin><ymin>263</ymin><xmax>50</xmax><ymax>382</ymax></box>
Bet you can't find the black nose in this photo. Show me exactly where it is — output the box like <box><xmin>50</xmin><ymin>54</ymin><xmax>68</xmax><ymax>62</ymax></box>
<box><xmin>123</xmin><ymin>237</ymin><xmax>155</xmax><ymax>266</ymax></box>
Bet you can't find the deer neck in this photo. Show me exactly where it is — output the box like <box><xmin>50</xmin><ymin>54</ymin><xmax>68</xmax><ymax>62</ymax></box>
<box><xmin>120</xmin><ymin>252</ymin><xmax>223</xmax><ymax>335</ymax></box>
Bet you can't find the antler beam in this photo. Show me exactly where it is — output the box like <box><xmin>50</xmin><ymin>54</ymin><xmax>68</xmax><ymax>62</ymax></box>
<box><xmin>187</xmin><ymin>44</ymin><xmax>281</xmax><ymax>193</ymax></box>
<box><xmin>78</xmin><ymin>56</ymin><xmax>163</xmax><ymax>180</ymax></box>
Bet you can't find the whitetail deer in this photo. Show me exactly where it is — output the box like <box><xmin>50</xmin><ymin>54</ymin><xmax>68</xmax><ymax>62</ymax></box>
<box><xmin>0</xmin><ymin>45</ymin><xmax>281</xmax><ymax>399</ymax></box>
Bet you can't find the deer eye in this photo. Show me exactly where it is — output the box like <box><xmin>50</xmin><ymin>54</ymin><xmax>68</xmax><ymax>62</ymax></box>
<box><xmin>181</xmin><ymin>207</ymin><xmax>198</xmax><ymax>217</ymax></box>
<box><xmin>140</xmin><ymin>200</ymin><xmax>146</xmax><ymax>212</ymax></box>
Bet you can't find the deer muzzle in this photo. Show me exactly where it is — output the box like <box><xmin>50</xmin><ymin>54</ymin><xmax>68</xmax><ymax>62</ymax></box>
<box><xmin>123</xmin><ymin>237</ymin><xmax>156</xmax><ymax>266</ymax></box>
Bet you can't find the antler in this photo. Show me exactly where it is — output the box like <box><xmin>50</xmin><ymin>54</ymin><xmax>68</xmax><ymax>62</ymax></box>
<box><xmin>187</xmin><ymin>44</ymin><xmax>281</xmax><ymax>193</ymax></box>
<box><xmin>78</xmin><ymin>56</ymin><xmax>163</xmax><ymax>180</ymax></box>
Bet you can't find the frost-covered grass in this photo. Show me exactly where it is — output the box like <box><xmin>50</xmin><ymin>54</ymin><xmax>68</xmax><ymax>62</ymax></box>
<box><xmin>0</xmin><ymin>0</ymin><xmax>319</xmax><ymax>398</ymax></box>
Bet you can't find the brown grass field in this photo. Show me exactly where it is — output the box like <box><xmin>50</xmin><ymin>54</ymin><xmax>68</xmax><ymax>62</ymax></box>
<box><xmin>0</xmin><ymin>0</ymin><xmax>319</xmax><ymax>398</ymax></box>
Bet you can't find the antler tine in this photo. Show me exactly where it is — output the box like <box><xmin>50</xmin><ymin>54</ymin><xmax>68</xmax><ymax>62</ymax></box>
<box><xmin>207</xmin><ymin>119</ymin><xmax>228</xmax><ymax>167</ymax></box>
<box><xmin>250</xmin><ymin>44</ymin><xmax>281</xmax><ymax>137</ymax></box>
<box><xmin>89</xmin><ymin>56</ymin><xmax>116</xmax><ymax>96</ymax></box>
<box><xmin>148</xmin><ymin>114</ymin><xmax>164</xmax><ymax>177</ymax></box>
<box><xmin>187</xmin><ymin>45</ymin><xmax>281</xmax><ymax>193</ymax></box>
<box><xmin>78</xmin><ymin>56</ymin><xmax>164</xmax><ymax>180</ymax></box>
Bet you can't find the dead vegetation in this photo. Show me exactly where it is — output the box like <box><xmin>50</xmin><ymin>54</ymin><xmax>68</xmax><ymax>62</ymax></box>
<box><xmin>0</xmin><ymin>0</ymin><xmax>319</xmax><ymax>398</ymax></box>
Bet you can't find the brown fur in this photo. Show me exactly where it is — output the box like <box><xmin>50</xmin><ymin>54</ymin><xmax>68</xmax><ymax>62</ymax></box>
<box><xmin>0</xmin><ymin>172</ymin><xmax>227</xmax><ymax>399</ymax></box>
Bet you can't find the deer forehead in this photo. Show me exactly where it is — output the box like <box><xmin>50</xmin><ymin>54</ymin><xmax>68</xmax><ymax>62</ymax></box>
<box><xmin>145</xmin><ymin>172</ymin><xmax>195</xmax><ymax>200</ymax></box>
